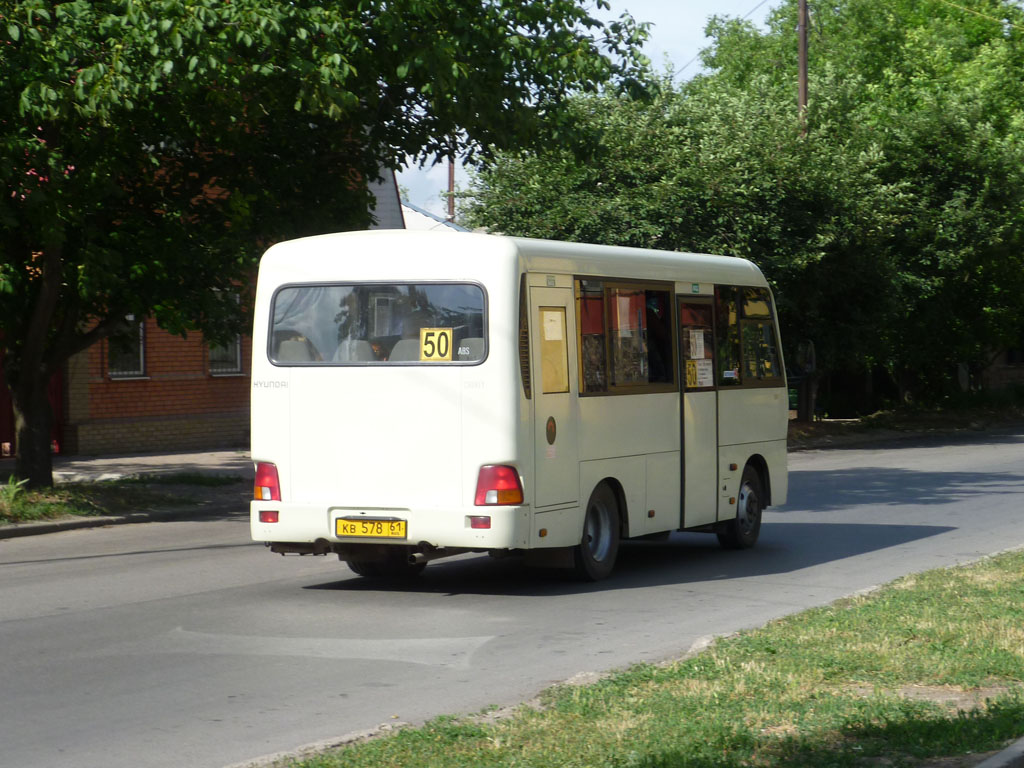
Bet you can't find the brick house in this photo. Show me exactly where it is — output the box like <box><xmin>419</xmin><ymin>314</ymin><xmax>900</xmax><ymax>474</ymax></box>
<box><xmin>60</xmin><ymin>321</ymin><xmax>254</xmax><ymax>454</ymax></box>
<box><xmin>2</xmin><ymin>171</ymin><xmax>405</xmax><ymax>457</ymax></box>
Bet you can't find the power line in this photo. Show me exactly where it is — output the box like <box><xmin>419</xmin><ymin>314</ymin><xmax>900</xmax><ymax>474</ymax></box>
<box><xmin>674</xmin><ymin>0</ymin><xmax>773</xmax><ymax>78</ymax></box>
<box><xmin>672</xmin><ymin>0</ymin><xmax>1019</xmax><ymax>81</ymax></box>
<box><xmin>933</xmin><ymin>0</ymin><xmax>1018</xmax><ymax>27</ymax></box>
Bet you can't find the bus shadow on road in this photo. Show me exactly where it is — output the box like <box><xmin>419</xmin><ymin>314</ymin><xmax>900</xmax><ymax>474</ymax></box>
<box><xmin>781</xmin><ymin>465</ymin><xmax>1021</xmax><ymax>513</ymax></box>
<box><xmin>302</xmin><ymin>520</ymin><xmax>953</xmax><ymax>596</ymax></box>
<box><xmin>615</xmin><ymin>521</ymin><xmax>955</xmax><ymax>586</ymax></box>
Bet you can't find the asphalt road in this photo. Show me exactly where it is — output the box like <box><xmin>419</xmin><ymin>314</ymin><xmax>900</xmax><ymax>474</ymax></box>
<box><xmin>2</xmin><ymin>430</ymin><xmax>1023</xmax><ymax>768</ymax></box>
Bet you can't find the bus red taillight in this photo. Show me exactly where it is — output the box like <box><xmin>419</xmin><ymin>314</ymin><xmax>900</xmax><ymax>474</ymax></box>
<box><xmin>254</xmin><ymin>462</ymin><xmax>281</xmax><ymax>501</ymax></box>
<box><xmin>475</xmin><ymin>465</ymin><xmax>524</xmax><ymax>506</ymax></box>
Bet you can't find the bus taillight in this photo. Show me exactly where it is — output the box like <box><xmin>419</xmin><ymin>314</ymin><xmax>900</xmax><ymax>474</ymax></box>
<box><xmin>475</xmin><ymin>465</ymin><xmax>524</xmax><ymax>506</ymax></box>
<box><xmin>254</xmin><ymin>462</ymin><xmax>281</xmax><ymax>501</ymax></box>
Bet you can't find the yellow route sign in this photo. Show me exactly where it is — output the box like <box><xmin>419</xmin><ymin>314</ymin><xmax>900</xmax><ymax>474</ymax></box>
<box><xmin>419</xmin><ymin>327</ymin><xmax>453</xmax><ymax>361</ymax></box>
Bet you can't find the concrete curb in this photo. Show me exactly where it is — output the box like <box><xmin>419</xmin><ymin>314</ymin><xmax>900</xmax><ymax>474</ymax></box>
<box><xmin>977</xmin><ymin>737</ymin><xmax>1024</xmax><ymax>768</ymax></box>
<box><xmin>0</xmin><ymin>505</ymin><xmax>242</xmax><ymax>540</ymax></box>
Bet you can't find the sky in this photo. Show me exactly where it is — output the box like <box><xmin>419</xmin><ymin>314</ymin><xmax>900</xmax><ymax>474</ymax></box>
<box><xmin>396</xmin><ymin>0</ymin><xmax>781</xmax><ymax>217</ymax></box>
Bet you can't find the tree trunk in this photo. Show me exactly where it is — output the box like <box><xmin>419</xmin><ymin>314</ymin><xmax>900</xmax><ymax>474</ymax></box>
<box><xmin>796</xmin><ymin>372</ymin><xmax>820</xmax><ymax>423</ymax></box>
<box><xmin>10</xmin><ymin>374</ymin><xmax>54</xmax><ymax>489</ymax></box>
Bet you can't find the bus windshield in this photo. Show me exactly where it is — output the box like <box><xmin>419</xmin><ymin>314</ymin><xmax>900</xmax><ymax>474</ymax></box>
<box><xmin>269</xmin><ymin>282</ymin><xmax>486</xmax><ymax>365</ymax></box>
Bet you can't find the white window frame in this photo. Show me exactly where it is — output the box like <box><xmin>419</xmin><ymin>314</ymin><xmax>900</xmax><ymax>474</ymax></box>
<box><xmin>108</xmin><ymin>316</ymin><xmax>146</xmax><ymax>379</ymax></box>
<box><xmin>209</xmin><ymin>334</ymin><xmax>243</xmax><ymax>375</ymax></box>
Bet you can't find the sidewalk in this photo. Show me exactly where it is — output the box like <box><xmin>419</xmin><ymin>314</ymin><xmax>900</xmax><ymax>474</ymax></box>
<box><xmin>48</xmin><ymin>448</ymin><xmax>252</xmax><ymax>484</ymax></box>
<box><xmin>0</xmin><ymin>448</ymin><xmax>252</xmax><ymax>539</ymax></box>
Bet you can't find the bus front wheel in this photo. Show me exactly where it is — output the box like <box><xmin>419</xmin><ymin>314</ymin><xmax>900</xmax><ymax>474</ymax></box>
<box><xmin>717</xmin><ymin>465</ymin><xmax>763</xmax><ymax>550</ymax></box>
<box><xmin>573</xmin><ymin>483</ymin><xmax>620</xmax><ymax>581</ymax></box>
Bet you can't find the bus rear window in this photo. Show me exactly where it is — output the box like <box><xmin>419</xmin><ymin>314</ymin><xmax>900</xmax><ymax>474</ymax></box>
<box><xmin>270</xmin><ymin>283</ymin><xmax>486</xmax><ymax>365</ymax></box>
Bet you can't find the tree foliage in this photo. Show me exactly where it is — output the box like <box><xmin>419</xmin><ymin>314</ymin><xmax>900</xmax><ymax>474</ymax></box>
<box><xmin>0</xmin><ymin>0</ymin><xmax>648</xmax><ymax>485</ymax></box>
<box><xmin>467</xmin><ymin>0</ymin><xmax>1024</xmax><ymax>411</ymax></box>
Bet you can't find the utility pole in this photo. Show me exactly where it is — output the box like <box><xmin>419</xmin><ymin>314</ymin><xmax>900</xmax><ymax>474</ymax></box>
<box><xmin>798</xmin><ymin>0</ymin><xmax>809</xmax><ymax>121</ymax></box>
<box><xmin>447</xmin><ymin>155</ymin><xmax>455</xmax><ymax>222</ymax></box>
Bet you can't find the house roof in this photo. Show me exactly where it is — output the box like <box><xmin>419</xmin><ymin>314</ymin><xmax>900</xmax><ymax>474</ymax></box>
<box><xmin>400</xmin><ymin>202</ymin><xmax>468</xmax><ymax>232</ymax></box>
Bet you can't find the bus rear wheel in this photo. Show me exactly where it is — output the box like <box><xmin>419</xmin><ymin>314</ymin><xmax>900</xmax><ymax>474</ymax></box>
<box><xmin>347</xmin><ymin>549</ymin><xmax>426</xmax><ymax>580</ymax></box>
<box><xmin>573</xmin><ymin>483</ymin><xmax>620</xmax><ymax>581</ymax></box>
<box><xmin>717</xmin><ymin>465</ymin><xmax>763</xmax><ymax>550</ymax></box>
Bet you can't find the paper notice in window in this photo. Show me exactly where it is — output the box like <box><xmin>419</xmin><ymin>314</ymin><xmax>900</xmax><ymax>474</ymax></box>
<box><xmin>543</xmin><ymin>311</ymin><xmax>563</xmax><ymax>341</ymax></box>
<box><xmin>688</xmin><ymin>330</ymin><xmax>705</xmax><ymax>360</ymax></box>
<box><xmin>686</xmin><ymin>358</ymin><xmax>715</xmax><ymax>389</ymax></box>
<box><xmin>696</xmin><ymin>359</ymin><xmax>713</xmax><ymax>387</ymax></box>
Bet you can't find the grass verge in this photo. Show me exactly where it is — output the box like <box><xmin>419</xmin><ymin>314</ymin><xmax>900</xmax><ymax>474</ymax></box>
<box><xmin>0</xmin><ymin>473</ymin><xmax>243</xmax><ymax>524</ymax></box>
<box><xmin>293</xmin><ymin>550</ymin><xmax>1024</xmax><ymax>768</ymax></box>
<box><xmin>788</xmin><ymin>404</ymin><xmax>1024</xmax><ymax>450</ymax></box>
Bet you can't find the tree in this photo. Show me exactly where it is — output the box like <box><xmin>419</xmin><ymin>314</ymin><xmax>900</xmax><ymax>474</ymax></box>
<box><xmin>707</xmin><ymin>0</ymin><xmax>1024</xmax><ymax>403</ymax></box>
<box><xmin>467</xmin><ymin>0</ymin><xmax>1024</xmax><ymax>413</ymax></box>
<box><xmin>467</xmin><ymin>77</ymin><xmax>907</xmax><ymax>403</ymax></box>
<box><xmin>0</xmin><ymin>0</ymin><xmax>648</xmax><ymax>486</ymax></box>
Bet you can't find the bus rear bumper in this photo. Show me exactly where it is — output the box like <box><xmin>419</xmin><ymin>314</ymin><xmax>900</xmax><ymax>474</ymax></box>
<box><xmin>251</xmin><ymin>501</ymin><xmax>532</xmax><ymax>553</ymax></box>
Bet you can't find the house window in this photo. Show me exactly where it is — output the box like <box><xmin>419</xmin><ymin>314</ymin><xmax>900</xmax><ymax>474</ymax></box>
<box><xmin>108</xmin><ymin>317</ymin><xmax>146</xmax><ymax>378</ymax></box>
<box><xmin>209</xmin><ymin>336</ymin><xmax>243</xmax><ymax>375</ymax></box>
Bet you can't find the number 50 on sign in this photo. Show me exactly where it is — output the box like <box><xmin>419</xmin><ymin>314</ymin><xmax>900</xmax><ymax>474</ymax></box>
<box><xmin>420</xmin><ymin>327</ymin><xmax>453</xmax><ymax>361</ymax></box>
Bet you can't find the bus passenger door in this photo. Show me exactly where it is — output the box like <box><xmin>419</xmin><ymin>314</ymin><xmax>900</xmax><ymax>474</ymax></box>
<box><xmin>678</xmin><ymin>298</ymin><xmax>718</xmax><ymax>528</ymax></box>
<box><xmin>530</xmin><ymin>286</ymin><xmax>579</xmax><ymax>508</ymax></box>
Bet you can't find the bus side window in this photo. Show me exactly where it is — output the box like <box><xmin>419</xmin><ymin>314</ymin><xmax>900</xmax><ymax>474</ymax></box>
<box><xmin>576</xmin><ymin>279</ymin><xmax>674</xmax><ymax>393</ymax></box>
<box><xmin>644</xmin><ymin>289</ymin><xmax>673</xmax><ymax>384</ymax></box>
<box><xmin>539</xmin><ymin>307</ymin><xmax>569</xmax><ymax>394</ymax></box>
<box><xmin>577</xmin><ymin>281</ymin><xmax>607</xmax><ymax>393</ymax></box>
<box><xmin>679</xmin><ymin>301</ymin><xmax>715</xmax><ymax>391</ymax></box>
<box><xmin>715</xmin><ymin>287</ymin><xmax>742</xmax><ymax>386</ymax></box>
<box><xmin>741</xmin><ymin>287</ymin><xmax>782</xmax><ymax>382</ymax></box>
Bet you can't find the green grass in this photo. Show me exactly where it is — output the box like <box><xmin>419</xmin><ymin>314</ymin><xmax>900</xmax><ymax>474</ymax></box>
<box><xmin>0</xmin><ymin>473</ymin><xmax>244</xmax><ymax>524</ymax></box>
<box><xmin>291</xmin><ymin>551</ymin><xmax>1024</xmax><ymax>768</ymax></box>
<box><xmin>115</xmin><ymin>472</ymin><xmax>244</xmax><ymax>487</ymax></box>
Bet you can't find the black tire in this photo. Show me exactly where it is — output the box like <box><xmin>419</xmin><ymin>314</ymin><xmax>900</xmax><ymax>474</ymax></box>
<box><xmin>573</xmin><ymin>483</ymin><xmax>621</xmax><ymax>581</ymax></box>
<box><xmin>347</xmin><ymin>549</ymin><xmax>426</xmax><ymax>579</ymax></box>
<box><xmin>717</xmin><ymin>464</ymin><xmax>763</xmax><ymax>550</ymax></box>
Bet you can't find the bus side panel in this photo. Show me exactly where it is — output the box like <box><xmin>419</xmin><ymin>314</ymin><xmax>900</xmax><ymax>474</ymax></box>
<box><xmin>768</xmin><ymin>446</ymin><xmax>788</xmax><ymax>506</ymax></box>
<box><xmin>530</xmin><ymin>504</ymin><xmax>582</xmax><ymax>548</ymax></box>
<box><xmin>580</xmin><ymin>456</ymin><xmax>644</xmax><ymax>541</ymax></box>
<box><xmin>682</xmin><ymin>390</ymin><xmax>719</xmax><ymax>529</ymax></box>
<box><xmin>577</xmin><ymin>394</ymin><xmax>679</xmax><ymax>461</ymax></box>
<box><xmin>458</xmin><ymin>345</ymin><xmax>525</xmax><ymax>514</ymax></box>
<box><xmin>717</xmin><ymin>387</ymin><xmax>788</xmax><ymax>516</ymax></box>
<box><xmin>645</xmin><ymin>451</ymin><xmax>681</xmax><ymax>534</ymax></box>
<box><xmin>716</xmin><ymin>440</ymin><xmax>787</xmax><ymax>520</ymax></box>
<box><xmin>718</xmin><ymin>387</ymin><xmax>788</xmax><ymax>446</ymax></box>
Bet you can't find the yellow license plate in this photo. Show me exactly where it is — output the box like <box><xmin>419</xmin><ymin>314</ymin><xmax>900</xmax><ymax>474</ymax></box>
<box><xmin>336</xmin><ymin>518</ymin><xmax>407</xmax><ymax>539</ymax></box>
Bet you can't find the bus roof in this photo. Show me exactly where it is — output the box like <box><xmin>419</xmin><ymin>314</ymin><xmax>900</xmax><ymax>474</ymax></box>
<box><xmin>507</xmin><ymin>235</ymin><xmax>767</xmax><ymax>286</ymax></box>
<box><xmin>259</xmin><ymin>230</ymin><xmax>769</xmax><ymax>287</ymax></box>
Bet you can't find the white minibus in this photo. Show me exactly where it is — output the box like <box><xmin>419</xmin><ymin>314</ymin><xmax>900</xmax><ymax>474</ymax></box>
<box><xmin>250</xmin><ymin>230</ymin><xmax>787</xmax><ymax>580</ymax></box>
